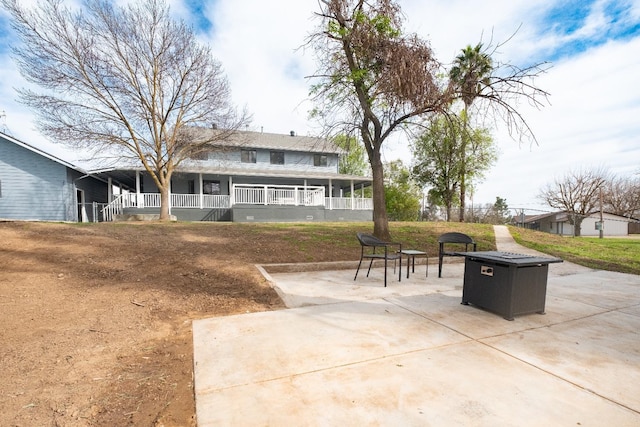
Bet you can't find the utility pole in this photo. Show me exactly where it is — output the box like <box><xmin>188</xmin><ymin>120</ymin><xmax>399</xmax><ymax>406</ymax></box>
<box><xmin>599</xmin><ymin>187</ymin><xmax>604</xmax><ymax>239</ymax></box>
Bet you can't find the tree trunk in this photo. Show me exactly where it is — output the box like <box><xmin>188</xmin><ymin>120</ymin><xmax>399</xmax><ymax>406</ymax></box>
<box><xmin>370</xmin><ymin>152</ymin><xmax>391</xmax><ymax>241</ymax></box>
<box><xmin>573</xmin><ymin>217</ymin><xmax>583</xmax><ymax>237</ymax></box>
<box><xmin>459</xmin><ymin>173</ymin><xmax>466</xmax><ymax>222</ymax></box>
<box><xmin>159</xmin><ymin>185</ymin><xmax>171</xmax><ymax>220</ymax></box>
<box><xmin>458</xmin><ymin>107</ymin><xmax>469</xmax><ymax>222</ymax></box>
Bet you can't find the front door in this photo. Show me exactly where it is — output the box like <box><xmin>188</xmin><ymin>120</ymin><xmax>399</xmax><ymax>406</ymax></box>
<box><xmin>76</xmin><ymin>189</ymin><xmax>86</xmax><ymax>222</ymax></box>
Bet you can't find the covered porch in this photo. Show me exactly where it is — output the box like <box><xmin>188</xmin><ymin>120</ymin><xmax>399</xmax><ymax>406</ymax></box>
<box><xmin>99</xmin><ymin>169</ymin><xmax>373</xmax><ymax>222</ymax></box>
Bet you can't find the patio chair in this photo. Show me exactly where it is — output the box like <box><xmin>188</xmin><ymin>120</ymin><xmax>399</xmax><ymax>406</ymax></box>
<box><xmin>354</xmin><ymin>232</ymin><xmax>402</xmax><ymax>287</ymax></box>
<box><xmin>438</xmin><ymin>232</ymin><xmax>477</xmax><ymax>278</ymax></box>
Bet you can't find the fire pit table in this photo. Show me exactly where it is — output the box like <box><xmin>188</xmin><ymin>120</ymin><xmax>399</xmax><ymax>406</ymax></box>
<box><xmin>457</xmin><ymin>251</ymin><xmax>563</xmax><ymax>320</ymax></box>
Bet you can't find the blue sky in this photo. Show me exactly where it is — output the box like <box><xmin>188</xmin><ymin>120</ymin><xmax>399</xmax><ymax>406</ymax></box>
<box><xmin>1</xmin><ymin>0</ymin><xmax>639</xmax><ymax>213</ymax></box>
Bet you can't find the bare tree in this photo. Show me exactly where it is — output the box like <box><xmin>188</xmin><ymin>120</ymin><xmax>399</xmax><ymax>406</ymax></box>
<box><xmin>603</xmin><ymin>175</ymin><xmax>640</xmax><ymax>219</ymax></box>
<box><xmin>538</xmin><ymin>168</ymin><xmax>610</xmax><ymax>236</ymax></box>
<box><xmin>2</xmin><ymin>0</ymin><xmax>247</xmax><ymax>220</ymax></box>
<box><xmin>307</xmin><ymin>0</ymin><xmax>549</xmax><ymax>239</ymax></box>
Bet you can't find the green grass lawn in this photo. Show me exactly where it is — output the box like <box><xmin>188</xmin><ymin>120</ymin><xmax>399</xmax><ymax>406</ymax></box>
<box><xmin>266</xmin><ymin>221</ymin><xmax>640</xmax><ymax>275</ymax></box>
<box><xmin>509</xmin><ymin>226</ymin><xmax>640</xmax><ymax>275</ymax></box>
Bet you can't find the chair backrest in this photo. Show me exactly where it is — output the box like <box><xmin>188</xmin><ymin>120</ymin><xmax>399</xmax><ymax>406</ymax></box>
<box><xmin>356</xmin><ymin>232</ymin><xmax>387</xmax><ymax>247</ymax></box>
<box><xmin>438</xmin><ymin>232</ymin><xmax>474</xmax><ymax>245</ymax></box>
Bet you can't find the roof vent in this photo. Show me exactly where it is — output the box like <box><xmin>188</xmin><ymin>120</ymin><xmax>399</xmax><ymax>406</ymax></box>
<box><xmin>290</xmin><ymin>130</ymin><xmax>295</xmax><ymax>137</ymax></box>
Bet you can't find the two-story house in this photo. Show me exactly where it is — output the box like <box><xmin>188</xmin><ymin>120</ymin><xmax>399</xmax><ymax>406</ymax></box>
<box><xmin>99</xmin><ymin>130</ymin><xmax>374</xmax><ymax>222</ymax></box>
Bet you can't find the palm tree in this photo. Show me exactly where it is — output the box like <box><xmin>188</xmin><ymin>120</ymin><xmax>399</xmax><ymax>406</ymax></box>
<box><xmin>449</xmin><ymin>43</ymin><xmax>493</xmax><ymax>222</ymax></box>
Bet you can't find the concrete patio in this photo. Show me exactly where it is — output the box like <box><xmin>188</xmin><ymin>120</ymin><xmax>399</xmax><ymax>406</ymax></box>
<box><xmin>193</xmin><ymin>226</ymin><xmax>640</xmax><ymax>426</ymax></box>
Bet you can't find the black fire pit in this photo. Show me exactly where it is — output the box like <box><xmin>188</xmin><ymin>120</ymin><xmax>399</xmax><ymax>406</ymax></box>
<box><xmin>457</xmin><ymin>251</ymin><xmax>563</xmax><ymax>320</ymax></box>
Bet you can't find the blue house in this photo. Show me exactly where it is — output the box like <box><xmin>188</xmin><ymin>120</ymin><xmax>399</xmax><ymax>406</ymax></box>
<box><xmin>98</xmin><ymin>130</ymin><xmax>374</xmax><ymax>222</ymax></box>
<box><xmin>0</xmin><ymin>132</ymin><xmax>109</xmax><ymax>222</ymax></box>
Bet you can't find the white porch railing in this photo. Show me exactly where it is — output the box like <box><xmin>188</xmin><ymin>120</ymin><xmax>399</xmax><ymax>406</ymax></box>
<box><xmin>233</xmin><ymin>184</ymin><xmax>325</xmax><ymax>206</ymax></box>
<box><xmin>101</xmin><ymin>185</ymin><xmax>372</xmax><ymax>220</ymax></box>
<box><xmin>326</xmin><ymin>197</ymin><xmax>374</xmax><ymax>210</ymax></box>
<box><xmin>111</xmin><ymin>193</ymin><xmax>231</xmax><ymax>209</ymax></box>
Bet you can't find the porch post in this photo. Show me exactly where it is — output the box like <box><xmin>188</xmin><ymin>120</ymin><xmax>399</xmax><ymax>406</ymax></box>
<box><xmin>107</xmin><ymin>177</ymin><xmax>113</xmax><ymax>203</ymax></box>
<box><xmin>229</xmin><ymin>176</ymin><xmax>234</xmax><ymax>207</ymax></box>
<box><xmin>351</xmin><ymin>181</ymin><xmax>355</xmax><ymax>210</ymax></box>
<box><xmin>328</xmin><ymin>179</ymin><xmax>333</xmax><ymax>210</ymax></box>
<box><xmin>168</xmin><ymin>179</ymin><xmax>172</xmax><ymax>214</ymax></box>
<box><xmin>199</xmin><ymin>173</ymin><xmax>203</xmax><ymax>209</ymax></box>
<box><xmin>264</xmin><ymin>185</ymin><xmax>268</xmax><ymax>205</ymax></box>
<box><xmin>301</xmin><ymin>179</ymin><xmax>307</xmax><ymax>206</ymax></box>
<box><xmin>135</xmin><ymin>171</ymin><xmax>142</xmax><ymax>208</ymax></box>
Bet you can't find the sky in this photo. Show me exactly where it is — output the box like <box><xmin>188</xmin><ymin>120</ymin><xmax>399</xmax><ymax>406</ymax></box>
<box><xmin>1</xmin><ymin>0</ymin><xmax>639</xmax><ymax>214</ymax></box>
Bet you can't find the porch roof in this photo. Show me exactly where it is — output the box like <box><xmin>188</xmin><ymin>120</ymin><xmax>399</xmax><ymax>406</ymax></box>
<box><xmin>91</xmin><ymin>166</ymin><xmax>372</xmax><ymax>191</ymax></box>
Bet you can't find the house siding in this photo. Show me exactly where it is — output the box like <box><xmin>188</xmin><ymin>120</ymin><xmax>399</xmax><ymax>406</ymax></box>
<box><xmin>204</xmin><ymin>148</ymin><xmax>338</xmax><ymax>174</ymax></box>
<box><xmin>0</xmin><ymin>134</ymin><xmax>110</xmax><ymax>222</ymax></box>
<box><xmin>0</xmin><ymin>136</ymin><xmax>72</xmax><ymax>221</ymax></box>
<box><xmin>528</xmin><ymin>211</ymin><xmax>631</xmax><ymax>236</ymax></box>
<box><xmin>580</xmin><ymin>213</ymin><xmax>630</xmax><ymax>236</ymax></box>
<box><xmin>231</xmin><ymin>205</ymin><xmax>372</xmax><ymax>222</ymax></box>
<box><xmin>67</xmin><ymin>169</ymin><xmax>110</xmax><ymax>222</ymax></box>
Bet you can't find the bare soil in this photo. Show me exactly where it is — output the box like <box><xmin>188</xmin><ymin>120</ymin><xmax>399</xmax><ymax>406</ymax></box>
<box><xmin>0</xmin><ymin>221</ymin><xmax>353</xmax><ymax>426</ymax></box>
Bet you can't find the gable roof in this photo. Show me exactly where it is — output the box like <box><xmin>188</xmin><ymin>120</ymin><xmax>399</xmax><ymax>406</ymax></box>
<box><xmin>191</xmin><ymin>128</ymin><xmax>343</xmax><ymax>154</ymax></box>
<box><xmin>0</xmin><ymin>131</ymin><xmax>79</xmax><ymax>169</ymax></box>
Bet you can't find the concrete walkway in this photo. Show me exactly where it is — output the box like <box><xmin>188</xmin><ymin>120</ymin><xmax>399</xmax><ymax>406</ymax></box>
<box><xmin>193</xmin><ymin>226</ymin><xmax>640</xmax><ymax>426</ymax></box>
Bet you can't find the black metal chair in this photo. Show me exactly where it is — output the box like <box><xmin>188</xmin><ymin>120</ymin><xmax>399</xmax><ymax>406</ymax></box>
<box><xmin>438</xmin><ymin>232</ymin><xmax>477</xmax><ymax>278</ymax></box>
<box><xmin>354</xmin><ymin>232</ymin><xmax>402</xmax><ymax>287</ymax></box>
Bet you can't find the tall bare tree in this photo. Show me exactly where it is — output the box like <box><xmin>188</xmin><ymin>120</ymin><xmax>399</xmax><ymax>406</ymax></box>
<box><xmin>2</xmin><ymin>0</ymin><xmax>247</xmax><ymax>220</ymax></box>
<box><xmin>538</xmin><ymin>168</ymin><xmax>610</xmax><ymax>236</ymax></box>
<box><xmin>308</xmin><ymin>0</ymin><xmax>549</xmax><ymax>240</ymax></box>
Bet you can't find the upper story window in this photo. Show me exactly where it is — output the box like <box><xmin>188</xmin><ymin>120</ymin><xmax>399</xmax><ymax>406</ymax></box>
<box><xmin>190</xmin><ymin>151</ymin><xmax>208</xmax><ymax>160</ymax></box>
<box><xmin>314</xmin><ymin>154</ymin><xmax>328</xmax><ymax>167</ymax></box>
<box><xmin>241</xmin><ymin>149</ymin><xmax>257</xmax><ymax>163</ymax></box>
<box><xmin>270</xmin><ymin>151</ymin><xmax>285</xmax><ymax>165</ymax></box>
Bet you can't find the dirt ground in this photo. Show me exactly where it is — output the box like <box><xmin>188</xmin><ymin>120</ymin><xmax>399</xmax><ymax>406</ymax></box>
<box><xmin>0</xmin><ymin>221</ymin><xmax>354</xmax><ymax>426</ymax></box>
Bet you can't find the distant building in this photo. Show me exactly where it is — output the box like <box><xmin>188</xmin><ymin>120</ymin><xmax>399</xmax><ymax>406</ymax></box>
<box><xmin>523</xmin><ymin>211</ymin><xmax>636</xmax><ymax>236</ymax></box>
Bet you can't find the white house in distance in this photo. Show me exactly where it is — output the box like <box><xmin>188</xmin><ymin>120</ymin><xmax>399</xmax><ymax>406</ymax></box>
<box><xmin>524</xmin><ymin>211</ymin><xmax>636</xmax><ymax>236</ymax></box>
<box><xmin>96</xmin><ymin>129</ymin><xmax>374</xmax><ymax>222</ymax></box>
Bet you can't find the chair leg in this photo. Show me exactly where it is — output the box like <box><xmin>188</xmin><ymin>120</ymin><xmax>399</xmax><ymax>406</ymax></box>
<box><xmin>426</xmin><ymin>255</ymin><xmax>429</xmax><ymax>277</ymax></box>
<box><xmin>366</xmin><ymin>258</ymin><xmax>374</xmax><ymax>277</ymax></box>
<box><xmin>383</xmin><ymin>256</ymin><xmax>387</xmax><ymax>287</ymax></box>
<box><xmin>354</xmin><ymin>257</ymin><xmax>363</xmax><ymax>281</ymax></box>
<box><xmin>438</xmin><ymin>254</ymin><xmax>443</xmax><ymax>278</ymax></box>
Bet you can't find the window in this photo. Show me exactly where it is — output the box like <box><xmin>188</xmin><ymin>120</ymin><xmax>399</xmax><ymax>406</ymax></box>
<box><xmin>241</xmin><ymin>149</ymin><xmax>257</xmax><ymax>163</ymax></box>
<box><xmin>190</xmin><ymin>151</ymin><xmax>208</xmax><ymax>160</ymax></box>
<box><xmin>203</xmin><ymin>180</ymin><xmax>221</xmax><ymax>195</ymax></box>
<box><xmin>270</xmin><ymin>151</ymin><xmax>285</xmax><ymax>165</ymax></box>
<box><xmin>314</xmin><ymin>154</ymin><xmax>328</xmax><ymax>167</ymax></box>
<box><xmin>188</xmin><ymin>180</ymin><xmax>195</xmax><ymax>194</ymax></box>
